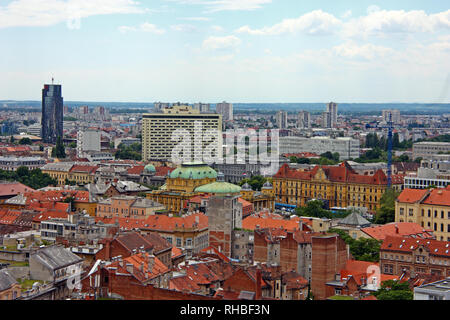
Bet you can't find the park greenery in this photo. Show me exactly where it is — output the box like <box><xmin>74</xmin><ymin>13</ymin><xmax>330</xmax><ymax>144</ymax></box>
<box><xmin>373</xmin><ymin>188</ymin><xmax>400</xmax><ymax>224</ymax></box>
<box><xmin>373</xmin><ymin>280</ymin><xmax>413</xmax><ymax>300</ymax></box>
<box><xmin>329</xmin><ymin>228</ymin><xmax>381</xmax><ymax>262</ymax></box>
<box><xmin>114</xmin><ymin>142</ymin><xmax>142</xmax><ymax>161</ymax></box>
<box><xmin>18</xmin><ymin>137</ymin><xmax>32</xmax><ymax>145</ymax></box>
<box><xmin>239</xmin><ymin>175</ymin><xmax>268</xmax><ymax>191</ymax></box>
<box><xmin>0</xmin><ymin>167</ymin><xmax>56</xmax><ymax>190</ymax></box>
<box><xmin>294</xmin><ymin>200</ymin><xmax>350</xmax><ymax>219</ymax></box>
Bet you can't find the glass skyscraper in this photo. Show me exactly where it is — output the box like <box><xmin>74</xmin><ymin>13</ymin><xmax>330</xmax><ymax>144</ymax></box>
<box><xmin>41</xmin><ymin>84</ymin><xmax>63</xmax><ymax>144</ymax></box>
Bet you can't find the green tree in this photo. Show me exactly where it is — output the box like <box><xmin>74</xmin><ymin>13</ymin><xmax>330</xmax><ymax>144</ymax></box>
<box><xmin>68</xmin><ymin>141</ymin><xmax>77</xmax><ymax>148</ymax></box>
<box><xmin>52</xmin><ymin>136</ymin><xmax>66</xmax><ymax>159</ymax></box>
<box><xmin>373</xmin><ymin>280</ymin><xmax>413</xmax><ymax>300</ymax></box>
<box><xmin>239</xmin><ymin>175</ymin><xmax>267</xmax><ymax>191</ymax></box>
<box><xmin>329</xmin><ymin>228</ymin><xmax>381</xmax><ymax>262</ymax></box>
<box><xmin>295</xmin><ymin>200</ymin><xmax>332</xmax><ymax>219</ymax></box>
<box><xmin>19</xmin><ymin>137</ymin><xmax>32</xmax><ymax>145</ymax></box>
<box><xmin>374</xmin><ymin>188</ymin><xmax>400</xmax><ymax>224</ymax></box>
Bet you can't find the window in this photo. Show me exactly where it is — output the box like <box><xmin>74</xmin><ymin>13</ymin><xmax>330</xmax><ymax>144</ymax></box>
<box><xmin>400</xmin><ymin>208</ymin><xmax>404</xmax><ymax>215</ymax></box>
<box><xmin>334</xmin><ymin>288</ymin><xmax>342</xmax><ymax>295</ymax></box>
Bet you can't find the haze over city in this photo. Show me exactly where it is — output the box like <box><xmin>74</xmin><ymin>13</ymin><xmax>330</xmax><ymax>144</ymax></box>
<box><xmin>1</xmin><ymin>0</ymin><xmax>450</xmax><ymax>103</ymax></box>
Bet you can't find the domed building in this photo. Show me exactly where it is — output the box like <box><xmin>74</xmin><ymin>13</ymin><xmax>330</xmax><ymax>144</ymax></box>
<box><xmin>239</xmin><ymin>179</ymin><xmax>275</xmax><ymax>212</ymax></box>
<box><xmin>146</xmin><ymin>162</ymin><xmax>219</xmax><ymax>213</ymax></box>
<box><xmin>194</xmin><ymin>172</ymin><xmax>242</xmax><ymax>196</ymax></box>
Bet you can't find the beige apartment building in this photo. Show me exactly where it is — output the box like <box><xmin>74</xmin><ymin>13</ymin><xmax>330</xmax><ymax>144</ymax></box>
<box><xmin>395</xmin><ymin>186</ymin><xmax>450</xmax><ymax>241</ymax></box>
<box><xmin>142</xmin><ymin>105</ymin><xmax>222</xmax><ymax>162</ymax></box>
<box><xmin>413</xmin><ymin>142</ymin><xmax>450</xmax><ymax>160</ymax></box>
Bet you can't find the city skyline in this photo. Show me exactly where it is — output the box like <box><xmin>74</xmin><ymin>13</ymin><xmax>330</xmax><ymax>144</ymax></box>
<box><xmin>1</xmin><ymin>0</ymin><xmax>450</xmax><ymax>103</ymax></box>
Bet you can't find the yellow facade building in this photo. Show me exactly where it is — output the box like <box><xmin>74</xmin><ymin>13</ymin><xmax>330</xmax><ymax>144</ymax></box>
<box><xmin>395</xmin><ymin>186</ymin><xmax>450</xmax><ymax>241</ymax></box>
<box><xmin>272</xmin><ymin>162</ymin><xmax>404</xmax><ymax>213</ymax></box>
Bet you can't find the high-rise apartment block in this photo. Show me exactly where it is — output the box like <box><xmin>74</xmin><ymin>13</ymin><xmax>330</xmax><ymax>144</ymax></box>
<box><xmin>326</xmin><ymin>102</ymin><xmax>338</xmax><ymax>127</ymax></box>
<box><xmin>297</xmin><ymin>111</ymin><xmax>311</xmax><ymax>129</ymax></box>
<box><xmin>216</xmin><ymin>101</ymin><xmax>233</xmax><ymax>121</ymax></box>
<box><xmin>41</xmin><ymin>83</ymin><xmax>63</xmax><ymax>144</ymax></box>
<box><xmin>77</xmin><ymin>130</ymin><xmax>101</xmax><ymax>157</ymax></box>
<box><xmin>382</xmin><ymin>109</ymin><xmax>400</xmax><ymax>124</ymax></box>
<box><xmin>194</xmin><ymin>103</ymin><xmax>210</xmax><ymax>113</ymax></box>
<box><xmin>142</xmin><ymin>105</ymin><xmax>222</xmax><ymax>162</ymax></box>
<box><xmin>276</xmin><ymin>111</ymin><xmax>288</xmax><ymax>129</ymax></box>
<box><xmin>322</xmin><ymin>111</ymin><xmax>332</xmax><ymax>128</ymax></box>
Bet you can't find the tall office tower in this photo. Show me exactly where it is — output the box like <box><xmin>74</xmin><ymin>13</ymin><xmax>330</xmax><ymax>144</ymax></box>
<box><xmin>41</xmin><ymin>83</ymin><xmax>63</xmax><ymax>144</ymax></box>
<box><xmin>326</xmin><ymin>102</ymin><xmax>338</xmax><ymax>127</ymax></box>
<box><xmin>142</xmin><ymin>105</ymin><xmax>222</xmax><ymax>162</ymax></box>
<box><xmin>322</xmin><ymin>111</ymin><xmax>332</xmax><ymax>128</ymax></box>
<box><xmin>276</xmin><ymin>110</ymin><xmax>288</xmax><ymax>129</ymax></box>
<box><xmin>297</xmin><ymin>110</ymin><xmax>311</xmax><ymax>129</ymax></box>
<box><xmin>382</xmin><ymin>109</ymin><xmax>400</xmax><ymax>124</ymax></box>
<box><xmin>216</xmin><ymin>101</ymin><xmax>233</xmax><ymax>121</ymax></box>
<box><xmin>194</xmin><ymin>102</ymin><xmax>210</xmax><ymax>113</ymax></box>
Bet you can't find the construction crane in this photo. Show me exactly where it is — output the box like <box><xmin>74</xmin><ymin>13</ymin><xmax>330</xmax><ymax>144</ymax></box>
<box><xmin>364</xmin><ymin>113</ymin><xmax>394</xmax><ymax>188</ymax></box>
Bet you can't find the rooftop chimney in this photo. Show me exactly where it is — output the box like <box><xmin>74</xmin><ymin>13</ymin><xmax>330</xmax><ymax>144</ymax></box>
<box><xmin>255</xmin><ymin>266</ymin><xmax>262</xmax><ymax>300</ymax></box>
<box><xmin>125</xmin><ymin>263</ymin><xmax>133</xmax><ymax>274</ymax></box>
<box><xmin>148</xmin><ymin>254</ymin><xmax>155</xmax><ymax>272</ymax></box>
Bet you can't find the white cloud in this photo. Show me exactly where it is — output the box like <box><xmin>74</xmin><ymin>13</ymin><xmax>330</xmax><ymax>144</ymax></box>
<box><xmin>0</xmin><ymin>0</ymin><xmax>145</xmax><ymax>29</ymax></box>
<box><xmin>178</xmin><ymin>16</ymin><xmax>211</xmax><ymax>21</ymax></box>
<box><xmin>202</xmin><ymin>35</ymin><xmax>241</xmax><ymax>50</ymax></box>
<box><xmin>171</xmin><ymin>24</ymin><xmax>198</xmax><ymax>32</ymax></box>
<box><xmin>332</xmin><ymin>41</ymin><xmax>394</xmax><ymax>60</ymax></box>
<box><xmin>341</xmin><ymin>10</ymin><xmax>352</xmax><ymax>19</ymax></box>
<box><xmin>343</xmin><ymin>8</ymin><xmax>450</xmax><ymax>38</ymax></box>
<box><xmin>119</xmin><ymin>22</ymin><xmax>165</xmax><ymax>34</ymax></box>
<box><xmin>165</xmin><ymin>0</ymin><xmax>271</xmax><ymax>12</ymax></box>
<box><xmin>235</xmin><ymin>10</ymin><xmax>342</xmax><ymax>35</ymax></box>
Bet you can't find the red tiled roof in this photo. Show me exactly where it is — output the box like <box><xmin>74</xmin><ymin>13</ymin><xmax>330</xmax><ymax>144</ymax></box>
<box><xmin>172</xmin><ymin>247</ymin><xmax>184</xmax><ymax>259</ymax></box>
<box><xmin>0</xmin><ymin>182</ymin><xmax>35</xmax><ymax>197</ymax></box>
<box><xmin>69</xmin><ymin>165</ymin><xmax>99</xmax><ymax>174</ymax></box>
<box><xmin>397</xmin><ymin>189</ymin><xmax>429</xmax><ymax>204</ymax></box>
<box><xmin>127</xmin><ymin>166</ymin><xmax>145</xmax><ymax>175</ymax></box>
<box><xmin>274</xmin><ymin>163</ymin><xmax>404</xmax><ymax>185</ymax></box>
<box><xmin>423</xmin><ymin>187</ymin><xmax>450</xmax><ymax>207</ymax></box>
<box><xmin>170</xmin><ymin>275</ymin><xmax>201</xmax><ymax>292</ymax></box>
<box><xmin>362</xmin><ymin>222</ymin><xmax>434</xmax><ymax>241</ymax></box>
<box><xmin>243</xmin><ymin>213</ymin><xmax>300</xmax><ymax>232</ymax></box>
<box><xmin>381</xmin><ymin>235</ymin><xmax>450</xmax><ymax>257</ymax></box>
<box><xmin>155</xmin><ymin>166</ymin><xmax>174</xmax><ymax>177</ymax></box>
<box><xmin>95</xmin><ymin>213</ymin><xmax>208</xmax><ymax>232</ymax></box>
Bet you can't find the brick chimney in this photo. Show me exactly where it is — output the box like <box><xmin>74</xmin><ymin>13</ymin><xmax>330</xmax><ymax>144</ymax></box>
<box><xmin>395</xmin><ymin>224</ymin><xmax>399</xmax><ymax>234</ymax></box>
<box><xmin>148</xmin><ymin>254</ymin><xmax>155</xmax><ymax>272</ymax></box>
<box><xmin>255</xmin><ymin>266</ymin><xmax>262</xmax><ymax>300</ymax></box>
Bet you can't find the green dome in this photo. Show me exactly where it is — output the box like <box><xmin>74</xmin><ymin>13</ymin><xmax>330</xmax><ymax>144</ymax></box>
<box><xmin>195</xmin><ymin>181</ymin><xmax>242</xmax><ymax>194</ymax></box>
<box><xmin>144</xmin><ymin>164</ymin><xmax>156</xmax><ymax>173</ymax></box>
<box><xmin>169</xmin><ymin>162</ymin><xmax>217</xmax><ymax>180</ymax></box>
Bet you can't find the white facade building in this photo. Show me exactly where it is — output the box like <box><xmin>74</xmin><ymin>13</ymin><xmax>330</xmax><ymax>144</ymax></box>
<box><xmin>279</xmin><ymin>136</ymin><xmax>360</xmax><ymax>160</ymax></box>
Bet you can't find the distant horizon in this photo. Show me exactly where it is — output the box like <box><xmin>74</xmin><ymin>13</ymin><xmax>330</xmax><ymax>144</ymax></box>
<box><xmin>2</xmin><ymin>100</ymin><xmax>450</xmax><ymax>105</ymax></box>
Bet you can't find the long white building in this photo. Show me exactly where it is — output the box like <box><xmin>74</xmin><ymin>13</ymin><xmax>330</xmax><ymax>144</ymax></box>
<box><xmin>279</xmin><ymin>136</ymin><xmax>360</xmax><ymax>160</ymax></box>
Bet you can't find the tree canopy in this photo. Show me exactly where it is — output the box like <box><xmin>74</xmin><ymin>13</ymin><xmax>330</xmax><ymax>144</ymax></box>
<box><xmin>373</xmin><ymin>188</ymin><xmax>400</xmax><ymax>224</ymax></box>
<box><xmin>373</xmin><ymin>280</ymin><xmax>413</xmax><ymax>300</ymax></box>
<box><xmin>0</xmin><ymin>167</ymin><xmax>56</xmax><ymax>190</ymax></box>
<box><xmin>329</xmin><ymin>228</ymin><xmax>381</xmax><ymax>262</ymax></box>
<box><xmin>114</xmin><ymin>142</ymin><xmax>142</xmax><ymax>161</ymax></box>
<box><xmin>239</xmin><ymin>175</ymin><xmax>267</xmax><ymax>191</ymax></box>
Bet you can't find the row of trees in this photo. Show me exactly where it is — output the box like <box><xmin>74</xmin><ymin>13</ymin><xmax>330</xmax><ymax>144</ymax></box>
<box><xmin>114</xmin><ymin>142</ymin><xmax>142</xmax><ymax>161</ymax></box>
<box><xmin>289</xmin><ymin>152</ymin><xmax>340</xmax><ymax>166</ymax></box>
<box><xmin>0</xmin><ymin>167</ymin><xmax>56</xmax><ymax>190</ymax></box>
<box><xmin>239</xmin><ymin>175</ymin><xmax>269</xmax><ymax>191</ymax></box>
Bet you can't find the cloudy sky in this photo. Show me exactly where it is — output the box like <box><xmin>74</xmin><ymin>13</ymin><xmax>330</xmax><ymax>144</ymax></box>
<box><xmin>1</xmin><ymin>0</ymin><xmax>449</xmax><ymax>103</ymax></box>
